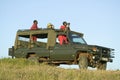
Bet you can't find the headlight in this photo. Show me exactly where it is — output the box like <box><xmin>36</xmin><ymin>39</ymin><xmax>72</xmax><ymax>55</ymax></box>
<box><xmin>92</xmin><ymin>56</ymin><xmax>95</xmax><ymax>59</ymax></box>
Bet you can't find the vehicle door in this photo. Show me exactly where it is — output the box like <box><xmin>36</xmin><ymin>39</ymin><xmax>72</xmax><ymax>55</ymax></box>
<box><xmin>49</xmin><ymin>43</ymin><xmax>76</xmax><ymax>60</ymax></box>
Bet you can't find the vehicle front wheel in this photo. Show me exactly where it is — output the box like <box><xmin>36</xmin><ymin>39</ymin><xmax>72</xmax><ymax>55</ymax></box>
<box><xmin>78</xmin><ymin>56</ymin><xmax>88</xmax><ymax>69</ymax></box>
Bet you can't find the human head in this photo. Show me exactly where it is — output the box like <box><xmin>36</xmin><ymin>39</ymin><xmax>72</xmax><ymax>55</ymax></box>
<box><xmin>47</xmin><ymin>23</ymin><xmax>54</xmax><ymax>29</ymax></box>
<box><xmin>63</xmin><ymin>21</ymin><xmax>67</xmax><ymax>26</ymax></box>
<box><xmin>33</xmin><ymin>20</ymin><xmax>38</xmax><ymax>24</ymax></box>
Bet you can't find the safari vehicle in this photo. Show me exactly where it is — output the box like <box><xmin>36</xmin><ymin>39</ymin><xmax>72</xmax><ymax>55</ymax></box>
<box><xmin>9</xmin><ymin>28</ymin><xmax>114</xmax><ymax>70</ymax></box>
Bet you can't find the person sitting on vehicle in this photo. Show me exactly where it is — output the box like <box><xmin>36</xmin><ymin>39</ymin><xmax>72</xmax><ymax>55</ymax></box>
<box><xmin>47</xmin><ymin>23</ymin><xmax>54</xmax><ymax>29</ymax></box>
<box><xmin>30</xmin><ymin>20</ymin><xmax>38</xmax><ymax>30</ymax></box>
<box><xmin>60</xmin><ymin>21</ymin><xmax>70</xmax><ymax>32</ymax></box>
<box><xmin>58</xmin><ymin>21</ymin><xmax>69</xmax><ymax>45</ymax></box>
<box><xmin>30</xmin><ymin>20</ymin><xmax>39</xmax><ymax>41</ymax></box>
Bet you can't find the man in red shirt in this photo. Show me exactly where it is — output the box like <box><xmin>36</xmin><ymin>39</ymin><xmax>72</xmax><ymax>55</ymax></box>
<box><xmin>31</xmin><ymin>20</ymin><xmax>38</xmax><ymax>30</ymax></box>
<box><xmin>60</xmin><ymin>21</ymin><xmax>70</xmax><ymax>31</ymax></box>
<box><xmin>60</xmin><ymin>21</ymin><xmax>67</xmax><ymax>31</ymax></box>
<box><xmin>58</xmin><ymin>21</ymin><xmax>68</xmax><ymax>45</ymax></box>
<box><xmin>30</xmin><ymin>20</ymin><xmax>38</xmax><ymax>41</ymax></box>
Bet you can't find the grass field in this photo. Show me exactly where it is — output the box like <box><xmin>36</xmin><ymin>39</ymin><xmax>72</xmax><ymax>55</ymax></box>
<box><xmin>0</xmin><ymin>58</ymin><xmax>120</xmax><ymax>80</ymax></box>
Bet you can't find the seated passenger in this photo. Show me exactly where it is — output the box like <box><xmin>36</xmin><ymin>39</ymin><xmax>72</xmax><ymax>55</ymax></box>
<box><xmin>30</xmin><ymin>20</ymin><xmax>38</xmax><ymax>30</ymax></box>
<box><xmin>60</xmin><ymin>21</ymin><xmax>70</xmax><ymax>32</ymax></box>
<box><xmin>58</xmin><ymin>21</ymin><xmax>69</xmax><ymax>45</ymax></box>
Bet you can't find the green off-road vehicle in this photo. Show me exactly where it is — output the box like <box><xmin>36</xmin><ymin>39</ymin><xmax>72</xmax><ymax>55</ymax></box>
<box><xmin>9</xmin><ymin>28</ymin><xmax>114</xmax><ymax>70</ymax></box>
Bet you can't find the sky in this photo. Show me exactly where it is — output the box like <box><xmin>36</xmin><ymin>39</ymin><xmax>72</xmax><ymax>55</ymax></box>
<box><xmin>0</xmin><ymin>0</ymin><xmax>120</xmax><ymax>70</ymax></box>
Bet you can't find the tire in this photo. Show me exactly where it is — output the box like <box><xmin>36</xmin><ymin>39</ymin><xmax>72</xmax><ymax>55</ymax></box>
<box><xmin>27</xmin><ymin>54</ymin><xmax>38</xmax><ymax>63</ymax></box>
<box><xmin>97</xmin><ymin>61</ymin><xmax>107</xmax><ymax>70</ymax></box>
<box><xmin>78</xmin><ymin>56</ymin><xmax>88</xmax><ymax>69</ymax></box>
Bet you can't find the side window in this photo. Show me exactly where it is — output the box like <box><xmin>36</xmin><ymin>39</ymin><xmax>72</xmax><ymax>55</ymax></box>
<box><xmin>34</xmin><ymin>33</ymin><xmax>48</xmax><ymax>48</ymax></box>
<box><xmin>17</xmin><ymin>33</ymin><xmax>48</xmax><ymax>48</ymax></box>
<box><xmin>36</xmin><ymin>33</ymin><xmax>48</xmax><ymax>43</ymax></box>
<box><xmin>37</xmin><ymin>37</ymin><xmax>47</xmax><ymax>43</ymax></box>
<box><xmin>17</xmin><ymin>35</ymin><xmax>30</xmax><ymax>48</ymax></box>
<box><xmin>18</xmin><ymin>36</ymin><xmax>29</xmax><ymax>42</ymax></box>
<box><xmin>69</xmin><ymin>33</ymin><xmax>87</xmax><ymax>44</ymax></box>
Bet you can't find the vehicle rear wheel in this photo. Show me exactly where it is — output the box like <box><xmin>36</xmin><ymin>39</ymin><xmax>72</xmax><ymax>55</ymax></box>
<box><xmin>78</xmin><ymin>56</ymin><xmax>88</xmax><ymax>69</ymax></box>
<box><xmin>27</xmin><ymin>54</ymin><xmax>38</xmax><ymax>63</ymax></box>
<box><xmin>97</xmin><ymin>61</ymin><xmax>107</xmax><ymax>70</ymax></box>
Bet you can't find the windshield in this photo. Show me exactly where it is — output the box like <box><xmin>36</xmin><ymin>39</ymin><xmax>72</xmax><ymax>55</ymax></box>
<box><xmin>69</xmin><ymin>33</ymin><xmax>87</xmax><ymax>44</ymax></box>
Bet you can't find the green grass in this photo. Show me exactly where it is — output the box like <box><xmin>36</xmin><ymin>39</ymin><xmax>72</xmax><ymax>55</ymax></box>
<box><xmin>0</xmin><ymin>58</ymin><xmax>120</xmax><ymax>80</ymax></box>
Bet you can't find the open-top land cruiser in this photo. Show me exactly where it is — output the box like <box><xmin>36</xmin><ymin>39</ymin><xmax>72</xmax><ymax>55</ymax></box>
<box><xmin>9</xmin><ymin>28</ymin><xmax>114</xmax><ymax>70</ymax></box>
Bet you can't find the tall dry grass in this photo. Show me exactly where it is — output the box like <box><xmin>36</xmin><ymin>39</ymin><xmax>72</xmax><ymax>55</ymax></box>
<box><xmin>0</xmin><ymin>58</ymin><xmax>120</xmax><ymax>80</ymax></box>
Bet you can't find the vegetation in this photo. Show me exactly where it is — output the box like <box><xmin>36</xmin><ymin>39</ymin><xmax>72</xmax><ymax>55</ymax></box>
<box><xmin>0</xmin><ymin>58</ymin><xmax>120</xmax><ymax>80</ymax></box>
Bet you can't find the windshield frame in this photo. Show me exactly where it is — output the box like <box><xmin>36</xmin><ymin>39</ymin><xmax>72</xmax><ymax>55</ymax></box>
<box><xmin>68</xmin><ymin>31</ymin><xmax>87</xmax><ymax>44</ymax></box>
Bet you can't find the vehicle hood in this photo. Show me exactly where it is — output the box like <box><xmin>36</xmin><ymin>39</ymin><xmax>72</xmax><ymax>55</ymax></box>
<box><xmin>72</xmin><ymin>44</ymin><xmax>88</xmax><ymax>51</ymax></box>
<box><xmin>88</xmin><ymin>45</ymin><xmax>114</xmax><ymax>50</ymax></box>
